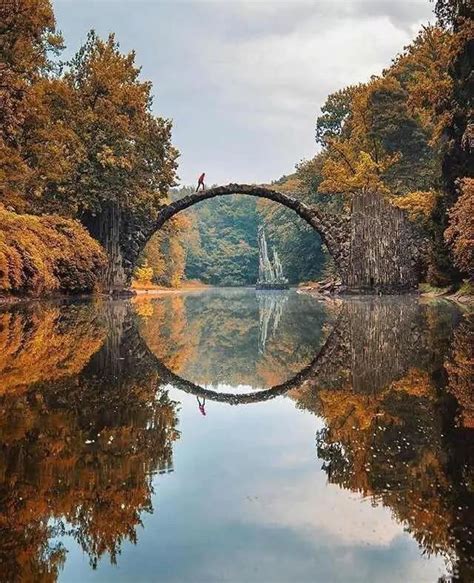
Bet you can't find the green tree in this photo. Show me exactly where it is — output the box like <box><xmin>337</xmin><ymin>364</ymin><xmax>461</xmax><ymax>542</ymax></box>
<box><xmin>315</xmin><ymin>85</ymin><xmax>358</xmax><ymax>147</ymax></box>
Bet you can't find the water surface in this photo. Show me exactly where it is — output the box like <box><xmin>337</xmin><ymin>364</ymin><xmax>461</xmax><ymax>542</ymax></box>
<box><xmin>0</xmin><ymin>289</ymin><xmax>472</xmax><ymax>582</ymax></box>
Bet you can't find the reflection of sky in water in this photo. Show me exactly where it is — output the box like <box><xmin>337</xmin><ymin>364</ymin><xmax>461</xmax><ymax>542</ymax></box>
<box><xmin>59</xmin><ymin>392</ymin><xmax>448</xmax><ymax>582</ymax></box>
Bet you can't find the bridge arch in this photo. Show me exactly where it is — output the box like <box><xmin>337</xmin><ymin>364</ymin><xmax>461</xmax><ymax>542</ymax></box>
<box><xmin>139</xmin><ymin>183</ymin><xmax>349</xmax><ymax>281</ymax></box>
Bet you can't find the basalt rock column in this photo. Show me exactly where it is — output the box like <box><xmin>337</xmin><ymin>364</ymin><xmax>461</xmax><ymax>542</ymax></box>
<box><xmin>347</xmin><ymin>190</ymin><xmax>421</xmax><ymax>293</ymax></box>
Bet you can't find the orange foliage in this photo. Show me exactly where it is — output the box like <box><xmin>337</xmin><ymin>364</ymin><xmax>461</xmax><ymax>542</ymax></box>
<box><xmin>392</xmin><ymin>190</ymin><xmax>438</xmax><ymax>222</ymax></box>
<box><xmin>313</xmin><ymin>370</ymin><xmax>463</xmax><ymax>561</ymax></box>
<box><xmin>445</xmin><ymin>178</ymin><xmax>474</xmax><ymax>277</ymax></box>
<box><xmin>139</xmin><ymin>214</ymin><xmax>189</xmax><ymax>288</ymax></box>
<box><xmin>0</xmin><ymin>205</ymin><xmax>106</xmax><ymax>295</ymax></box>
<box><xmin>0</xmin><ymin>301</ymin><xmax>180</xmax><ymax>580</ymax></box>
<box><xmin>445</xmin><ymin>313</ymin><xmax>474</xmax><ymax>428</ymax></box>
<box><xmin>0</xmin><ymin>303</ymin><xmax>106</xmax><ymax>396</ymax></box>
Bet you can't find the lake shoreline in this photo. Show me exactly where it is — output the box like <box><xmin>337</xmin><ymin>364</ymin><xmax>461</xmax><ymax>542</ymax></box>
<box><xmin>2</xmin><ymin>283</ymin><xmax>472</xmax><ymax>308</ymax></box>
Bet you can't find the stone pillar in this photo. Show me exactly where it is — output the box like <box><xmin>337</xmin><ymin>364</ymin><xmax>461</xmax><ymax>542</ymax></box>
<box><xmin>81</xmin><ymin>203</ymin><xmax>129</xmax><ymax>294</ymax></box>
<box><xmin>346</xmin><ymin>190</ymin><xmax>420</xmax><ymax>293</ymax></box>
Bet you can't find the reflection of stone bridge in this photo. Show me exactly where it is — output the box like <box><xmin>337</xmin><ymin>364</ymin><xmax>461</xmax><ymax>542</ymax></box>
<box><xmin>139</xmin><ymin>297</ymin><xmax>448</xmax><ymax>405</ymax></box>
<box><xmin>150</xmin><ymin>307</ymin><xmax>346</xmax><ymax>405</ymax></box>
<box><xmin>88</xmin><ymin>185</ymin><xmax>421</xmax><ymax>294</ymax></box>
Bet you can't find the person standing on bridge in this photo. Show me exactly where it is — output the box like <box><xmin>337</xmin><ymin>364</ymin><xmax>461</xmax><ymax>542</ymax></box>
<box><xmin>196</xmin><ymin>172</ymin><xmax>206</xmax><ymax>192</ymax></box>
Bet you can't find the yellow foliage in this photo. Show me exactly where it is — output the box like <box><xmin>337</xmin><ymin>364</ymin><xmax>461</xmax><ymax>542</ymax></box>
<box><xmin>316</xmin><ymin>30</ymin><xmax>454</xmax><ymax>200</ymax></box>
<box><xmin>390</xmin><ymin>26</ymin><xmax>453</xmax><ymax>143</ymax></box>
<box><xmin>134</xmin><ymin>259</ymin><xmax>153</xmax><ymax>286</ymax></box>
<box><xmin>0</xmin><ymin>304</ymin><xmax>106</xmax><ymax>395</ymax></box>
<box><xmin>319</xmin><ymin>139</ymin><xmax>395</xmax><ymax>195</ymax></box>
<box><xmin>140</xmin><ymin>215</ymin><xmax>188</xmax><ymax>288</ymax></box>
<box><xmin>392</xmin><ymin>190</ymin><xmax>437</xmax><ymax>221</ymax></box>
<box><xmin>269</xmin><ymin>175</ymin><xmax>305</xmax><ymax>195</ymax></box>
<box><xmin>445</xmin><ymin>178</ymin><xmax>474</xmax><ymax>276</ymax></box>
<box><xmin>390</xmin><ymin>369</ymin><xmax>435</xmax><ymax>397</ymax></box>
<box><xmin>0</xmin><ymin>205</ymin><xmax>106</xmax><ymax>295</ymax></box>
<box><xmin>445</xmin><ymin>314</ymin><xmax>474</xmax><ymax>428</ymax></box>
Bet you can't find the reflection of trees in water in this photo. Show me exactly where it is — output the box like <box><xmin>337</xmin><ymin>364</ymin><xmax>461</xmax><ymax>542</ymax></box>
<box><xmin>0</xmin><ymin>302</ymin><xmax>180</xmax><ymax>582</ymax></box>
<box><xmin>0</xmin><ymin>302</ymin><xmax>105</xmax><ymax>395</ymax></box>
<box><xmin>138</xmin><ymin>290</ymin><xmax>331</xmax><ymax>389</ymax></box>
<box><xmin>257</xmin><ymin>291</ymin><xmax>288</xmax><ymax>353</ymax></box>
<box><xmin>289</xmin><ymin>299</ymin><xmax>473</xmax><ymax>582</ymax></box>
<box><xmin>0</xmin><ymin>296</ymin><xmax>472</xmax><ymax>581</ymax></box>
<box><xmin>445</xmin><ymin>312</ymin><xmax>474</xmax><ymax>429</ymax></box>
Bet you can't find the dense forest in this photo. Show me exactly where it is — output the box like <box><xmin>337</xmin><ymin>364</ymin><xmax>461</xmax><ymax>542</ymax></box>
<box><xmin>0</xmin><ymin>0</ymin><xmax>472</xmax><ymax>295</ymax></box>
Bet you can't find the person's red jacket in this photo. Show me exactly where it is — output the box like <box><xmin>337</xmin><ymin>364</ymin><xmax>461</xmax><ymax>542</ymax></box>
<box><xmin>198</xmin><ymin>173</ymin><xmax>205</xmax><ymax>184</ymax></box>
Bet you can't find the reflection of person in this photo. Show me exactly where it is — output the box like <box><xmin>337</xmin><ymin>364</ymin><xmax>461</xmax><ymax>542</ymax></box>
<box><xmin>197</xmin><ymin>396</ymin><xmax>206</xmax><ymax>416</ymax></box>
<box><xmin>196</xmin><ymin>172</ymin><xmax>206</xmax><ymax>192</ymax></box>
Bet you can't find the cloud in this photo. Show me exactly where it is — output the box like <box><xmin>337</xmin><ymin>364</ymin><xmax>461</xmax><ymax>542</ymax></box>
<box><xmin>52</xmin><ymin>0</ymin><xmax>434</xmax><ymax>184</ymax></box>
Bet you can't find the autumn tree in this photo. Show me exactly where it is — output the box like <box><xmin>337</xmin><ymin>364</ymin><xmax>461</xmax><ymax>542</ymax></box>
<box><xmin>134</xmin><ymin>258</ymin><xmax>154</xmax><ymax>287</ymax></box>
<box><xmin>60</xmin><ymin>32</ymin><xmax>178</xmax><ymax>218</ymax></box>
<box><xmin>445</xmin><ymin>178</ymin><xmax>474</xmax><ymax>278</ymax></box>
<box><xmin>1</xmin><ymin>6</ymin><xmax>179</xmax><ymax>292</ymax></box>
<box><xmin>315</xmin><ymin>85</ymin><xmax>358</xmax><ymax>147</ymax></box>
<box><xmin>0</xmin><ymin>0</ymin><xmax>70</xmax><ymax>210</ymax></box>
<box><xmin>141</xmin><ymin>214</ymin><xmax>190</xmax><ymax>288</ymax></box>
<box><xmin>311</xmin><ymin>21</ymin><xmax>472</xmax><ymax>286</ymax></box>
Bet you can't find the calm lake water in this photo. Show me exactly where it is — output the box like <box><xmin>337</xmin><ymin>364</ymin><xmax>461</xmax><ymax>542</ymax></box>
<box><xmin>0</xmin><ymin>289</ymin><xmax>472</xmax><ymax>582</ymax></box>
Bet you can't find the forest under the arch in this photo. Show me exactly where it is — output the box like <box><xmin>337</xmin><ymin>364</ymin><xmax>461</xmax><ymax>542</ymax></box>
<box><xmin>0</xmin><ymin>0</ymin><xmax>472</xmax><ymax>296</ymax></box>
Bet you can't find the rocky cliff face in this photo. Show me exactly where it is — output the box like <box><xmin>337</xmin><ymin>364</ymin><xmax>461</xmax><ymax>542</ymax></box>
<box><xmin>346</xmin><ymin>190</ymin><xmax>421</xmax><ymax>293</ymax></box>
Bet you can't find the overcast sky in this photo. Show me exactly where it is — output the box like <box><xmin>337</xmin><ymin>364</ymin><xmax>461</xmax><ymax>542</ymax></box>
<box><xmin>53</xmin><ymin>0</ymin><xmax>435</xmax><ymax>186</ymax></box>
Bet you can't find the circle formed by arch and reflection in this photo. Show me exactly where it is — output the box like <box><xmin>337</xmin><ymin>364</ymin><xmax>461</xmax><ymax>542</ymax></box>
<box><xmin>147</xmin><ymin>311</ymin><xmax>342</xmax><ymax>405</ymax></box>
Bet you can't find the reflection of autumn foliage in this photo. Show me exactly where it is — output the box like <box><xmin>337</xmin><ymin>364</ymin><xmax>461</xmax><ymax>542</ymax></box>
<box><xmin>135</xmin><ymin>294</ymin><xmax>196</xmax><ymax>374</ymax></box>
<box><xmin>0</xmin><ymin>303</ymin><xmax>106</xmax><ymax>395</ymax></box>
<box><xmin>445</xmin><ymin>313</ymin><xmax>474</xmax><ymax>428</ymax></box>
<box><xmin>0</xmin><ymin>303</ymin><xmax>180</xmax><ymax>582</ymax></box>
<box><xmin>138</xmin><ymin>292</ymin><xmax>329</xmax><ymax>388</ymax></box>
<box><xmin>288</xmin><ymin>300</ymin><xmax>473</xmax><ymax>580</ymax></box>
<box><xmin>312</xmin><ymin>366</ymin><xmax>473</xmax><ymax>579</ymax></box>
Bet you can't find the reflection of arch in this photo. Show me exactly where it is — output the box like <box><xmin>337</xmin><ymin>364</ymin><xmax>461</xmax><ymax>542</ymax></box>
<box><xmin>146</xmin><ymin>184</ymin><xmax>349</xmax><ymax>278</ymax></box>
<box><xmin>143</xmin><ymin>297</ymin><xmax>443</xmax><ymax>404</ymax></box>
<box><xmin>149</xmin><ymin>310</ymin><xmax>344</xmax><ymax>405</ymax></box>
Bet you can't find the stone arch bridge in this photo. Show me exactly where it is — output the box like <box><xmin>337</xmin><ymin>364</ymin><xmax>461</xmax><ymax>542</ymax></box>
<box><xmin>85</xmin><ymin>184</ymin><xmax>421</xmax><ymax>294</ymax></box>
